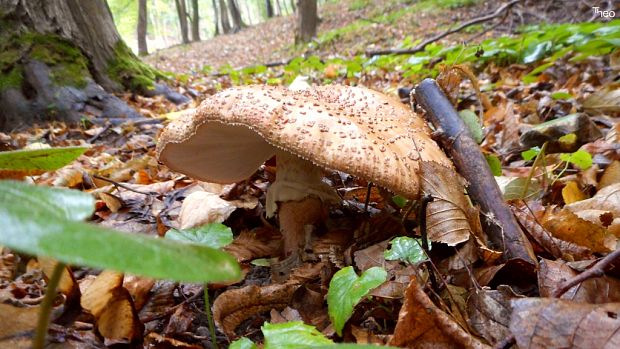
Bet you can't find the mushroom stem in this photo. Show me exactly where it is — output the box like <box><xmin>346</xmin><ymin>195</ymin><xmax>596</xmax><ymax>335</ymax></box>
<box><xmin>266</xmin><ymin>150</ymin><xmax>340</xmax><ymax>256</ymax></box>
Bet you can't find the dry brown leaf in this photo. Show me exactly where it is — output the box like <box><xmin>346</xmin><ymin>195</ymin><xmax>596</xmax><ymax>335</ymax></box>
<box><xmin>212</xmin><ymin>283</ymin><xmax>300</xmax><ymax>338</ymax></box>
<box><xmin>419</xmin><ymin>161</ymin><xmax>472</xmax><ymax>246</ymax></box>
<box><xmin>389</xmin><ymin>278</ymin><xmax>490</xmax><ymax>349</ymax></box>
<box><xmin>539</xmin><ymin>259</ymin><xmax>620</xmax><ymax>303</ymax></box>
<box><xmin>541</xmin><ymin>208</ymin><xmax>615</xmax><ymax>253</ymax></box>
<box><xmin>467</xmin><ymin>285</ymin><xmax>522</xmax><ymax>345</ymax></box>
<box><xmin>81</xmin><ymin>270</ymin><xmax>124</xmax><ymax>317</ymax></box>
<box><xmin>583</xmin><ymin>84</ymin><xmax>620</xmax><ymax>115</ymax></box>
<box><xmin>97</xmin><ymin>287</ymin><xmax>144</xmax><ymax>345</ymax></box>
<box><xmin>510</xmin><ymin>298</ymin><xmax>620</xmax><ymax>348</ymax></box>
<box><xmin>164</xmin><ymin>302</ymin><xmax>196</xmax><ymax>334</ymax></box>
<box><xmin>144</xmin><ymin>332</ymin><xmax>203</xmax><ymax>349</ymax></box>
<box><xmin>512</xmin><ymin>205</ymin><xmax>592</xmax><ymax>261</ymax></box>
<box><xmin>351</xmin><ymin>325</ymin><xmax>388</xmax><ymax>345</ymax></box>
<box><xmin>599</xmin><ymin>161</ymin><xmax>620</xmax><ymax>190</ymax></box>
<box><xmin>38</xmin><ymin>257</ymin><xmax>81</xmax><ymax>304</ymax></box>
<box><xmin>178</xmin><ymin>190</ymin><xmax>237</xmax><ymax>229</ymax></box>
<box><xmin>567</xmin><ymin>182</ymin><xmax>620</xmax><ymax>217</ymax></box>
<box><xmin>223</xmin><ymin>227</ymin><xmax>281</xmax><ymax>263</ymax></box>
<box><xmin>0</xmin><ymin>303</ymin><xmax>40</xmax><ymax>339</ymax></box>
<box><xmin>123</xmin><ymin>275</ymin><xmax>155</xmax><ymax>311</ymax></box>
<box><xmin>100</xmin><ymin>192</ymin><xmax>123</xmax><ymax>213</ymax></box>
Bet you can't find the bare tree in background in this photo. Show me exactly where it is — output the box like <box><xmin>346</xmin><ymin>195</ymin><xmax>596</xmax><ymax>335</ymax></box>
<box><xmin>174</xmin><ymin>0</ymin><xmax>190</xmax><ymax>44</ymax></box>
<box><xmin>190</xmin><ymin>0</ymin><xmax>200</xmax><ymax>41</ymax></box>
<box><xmin>290</xmin><ymin>0</ymin><xmax>296</xmax><ymax>12</ymax></box>
<box><xmin>227</xmin><ymin>0</ymin><xmax>245</xmax><ymax>32</ymax></box>
<box><xmin>137</xmin><ymin>0</ymin><xmax>148</xmax><ymax>55</ymax></box>
<box><xmin>274</xmin><ymin>0</ymin><xmax>282</xmax><ymax>15</ymax></box>
<box><xmin>218</xmin><ymin>0</ymin><xmax>232</xmax><ymax>34</ymax></box>
<box><xmin>212</xmin><ymin>0</ymin><xmax>220</xmax><ymax>35</ymax></box>
<box><xmin>266</xmin><ymin>0</ymin><xmax>274</xmax><ymax>18</ymax></box>
<box><xmin>295</xmin><ymin>0</ymin><xmax>318</xmax><ymax>43</ymax></box>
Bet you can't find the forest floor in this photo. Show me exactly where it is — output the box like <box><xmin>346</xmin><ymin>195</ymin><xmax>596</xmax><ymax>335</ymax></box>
<box><xmin>1</xmin><ymin>0</ymin><xmax>620</xmax><ymax>348</ymax></box>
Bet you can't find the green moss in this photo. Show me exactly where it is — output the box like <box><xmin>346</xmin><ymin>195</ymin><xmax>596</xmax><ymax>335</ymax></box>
<box><xmin>0</xmin><ymin>31</ymin><xmax>90</xmax><ymax>89</ymax></box>
<box><xmin>0</xmin><ymin>66</ymin><xmax>23</xmax><ymax>91</ymax></box>
<box><xmin>107</xmin><ymin>41</ymin><xmax>165</xmax><ymax>92</ymax></box>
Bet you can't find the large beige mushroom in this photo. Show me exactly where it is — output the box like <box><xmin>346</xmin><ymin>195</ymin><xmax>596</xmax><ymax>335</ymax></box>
<box><xmin>157</xmin><ymin>85</ymin><xmax>461</xmax><ymax>257</ymax></box>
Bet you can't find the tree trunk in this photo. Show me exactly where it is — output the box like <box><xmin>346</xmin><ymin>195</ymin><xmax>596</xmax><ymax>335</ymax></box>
<box><xmin>0</xmin><ymin>0</ymin><xmax>181</xmax><ymax>131</ymax></box>
<box><xmin>274</xmin><ymin>0</ymin><xmax>282</xmax><ymax>16</ymax></box>
<box><xmin>295</xmin><ymin>0</ymin><xmax>318</xmax><ymax>44</ymax></box>
<box><xmin>290</xmin><ymin>0</ymin><xmax>296</xmax><ymax>12</ymax></box>
<box><xmin>266</xmin><ymin>0</ymin><xmax>274</xmax><ymax>18</ymax></box>
<box><xmin>137</xmin><ymin>0</ymin><xmax>148</xmax><ymax>56</ymax></box>
<box><xmin>174</xmin><ymin>0</ymin><xmax>190</xmax><ymax>44</ymax></box>
<box><xmin>191</xmin><ymin>0</ymin><xmax>200</xmax><ymax>41</ymax></box>
<box><xmin>218</xmin><ymin>0</ymin><xmax>232</xmax><ymax>34</ymax></box>
<box><xmin>212</xmin><ymin>0</ymin><xmax>220</xmax><ymax>35</ymax></box>
<box><xmin>227</xmin><ymin>0</ymin><xmax>245</xmax><ymax>32</ymax></box>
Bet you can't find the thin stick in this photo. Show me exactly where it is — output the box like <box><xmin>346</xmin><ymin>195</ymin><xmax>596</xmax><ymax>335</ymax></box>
<box><xmin>366</xmin><ymin>0</ymin><xmax>521</xmax><ymax>57</ymax></box>
<box><xmin>92</xmin><ymin>175</ymin><xmax>157</xmax><ymax>196</ymax></box>
<box><xmin>363</xmin><ymin>182</ymin><xmax>373</xmax><ymax>213</ymax></box>
<box><xmin>553</xmin><ymin>248</ymin><xmax>620</xmax><ymax>298</ymax></box>
<box><xmin>33</xmin><ymin>262</ymin><xmax>65</xmax><ymax>349</ymax></box>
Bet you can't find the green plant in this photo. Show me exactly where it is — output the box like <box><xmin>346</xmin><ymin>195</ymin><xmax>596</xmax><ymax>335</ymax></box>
<box><xmin>384</xmin><ymin>236</ymin><xmax>429</xmax><ymax>265</ymax></box>
<box><xmin>327</xmin><ymin>266</ymin><xmax>387</xmax><ymax>336</ymax></box>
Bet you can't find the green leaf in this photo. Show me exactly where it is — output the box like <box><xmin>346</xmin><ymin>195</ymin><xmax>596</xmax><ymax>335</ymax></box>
<box><xmin>551</xmin><ymin>92</ymin><xmax>573</xmax><ymax>100</ymax></box>
<box><xmin>485</xmin><ymin>154</ymin><xmax>502</xmax><ymax>176</ymax></box>
<box><xmin>384</xmin><ymin>236</ymin><xmax>428</xmax><ymax>265</ymax></box>
<box><xmin>263</xmin><ymin>321</ymin><xmax>333</xmax><ymax>349</ymax></box>
<box><xmin>166</xmin><ymin>223</ymin><xmax>233</xmax><ymax>249</ymax></box>
<box><xmin>521</xmin><ymin>147</ymin><xmax>541</xmax><ymax>161</ymax></box>
<box><xmin>0</xmin><ymin>181</ymin><xmax>240</xmax><ymax>283</ymax></box>
<box><xmin>230</xmin><ymin>337</ymin><xmax>258</xmax><ymax>349</ymax></box>
<box><xmin>392</xmin><ymin>195</ymin><xmax>408</xmax><ymax>208</ymax></box>
<box><xmin>0</xmin><ymin>146</ymin><xmax>88</xmax><ymax>171</ymax></box>
<box><xmin>251</xmin><ymin>258</ymin><xmax>271</xmax><ymax>267</ymax></box>
<box><xmin>560</xmin><ymin>150</ymin><xmax>593</xmax><ymax>170</ymax></box>
<box><xmin>522</xmin><ymin>41</ymin><xmax>553</xmax><ymax>64</ymax></box>
<box><xmin>327</xmin><ymin>266</ymin><xmax>387</xmax><ymax>336</ymax></box>
<box><xmin>558</xmin><ymin>133</ymin><xmax>577</xmax><ymax>147</ymax></box>
<box><xmin>458</xmin><ymin>110</ymin><xmax>483</xmax><ymax>144</ymax></box>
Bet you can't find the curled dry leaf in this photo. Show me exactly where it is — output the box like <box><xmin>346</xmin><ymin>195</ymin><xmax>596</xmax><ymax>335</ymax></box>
<box><xmin>222</xmin><ymin>227</ymin><xmax>282</xmax><ymax>263</ymax></box>
<box><xmin>582</xmin><ymin>84</ymin><xmax>620</xmax><ymax>115</ymax></box>
<box><xmin>510</xmin><ymin>298</ymin><xmax>620</xmax><ymax>349</ymax></box>
<box><xmin>80</xmin><ymin>270</ymin><xmax>143</xmax><ymax>344</ymax></box>
<box><xmin>389</xmin><ymin>277</ymin><xmax>491</xmax><ymax>349</ymax></box>
<box><xmin>0</xmin><ymin>303</ymin><xmax>40</xmax><ymax>345</ymax></box>
<box><xmin>541</xmin><ymin>208</ymin><xmax>616</xmax><ymax>254</ymax></box>
<box><xmin>512</xmin><ymin>205</ymin><xmax>592</xmax><ymax>261</ymax></box>
<box><xmin>178</xmin><ymin>190</ymin><xmax>237</xmax><ymax>229</ymax></box>
<box><xmin>212</xmin><ymin>283</ymin><xmax>300</xmax><ymax>338</ymax></box>
<box><xmin>599</xmin><ymin>160</ymin><xmax>620</xmax><ymax>190</ymax></box>
<box><xmin>538</xmin><ymin>259</ymin><xmax>620</xmax><ymax>303</ymax></box>
<box><xmin>467</xmin><ymin>285</ymin><xmax>522</xmax><ymax>345</ymax></box>
<box><xmin>38</xmin><ymin>257</ymin><xmax>80</xmax><ymax>304</ymax></box>
<box><xmin>566</xmin><ymin>182</ymin><xmax>620</xmax><ymax>217</ymax></box>
<box><xmin>419</xmin><ymin>161</ymin><xmax>472</xmax><ymax>246</ymax></box>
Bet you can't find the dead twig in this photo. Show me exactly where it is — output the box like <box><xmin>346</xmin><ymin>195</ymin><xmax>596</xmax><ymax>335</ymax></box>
<box><xmin>553</xmin><ymin>248</ymin><xmax>620</xmax><ymax>298</ymax></box>
<box><xmin>92</xmin><ymin>174</ymin><xmax>157</xmax><ymax>196</ymax></box>
<box><xmin>414</xmin><ymin>79</ymin><xmax>536</xmax><ymax>267</ymax></box>
<box><xmin>365</xmin><ymin>0</ymin><xmax>521</xmax><ymax>57</ymax></box>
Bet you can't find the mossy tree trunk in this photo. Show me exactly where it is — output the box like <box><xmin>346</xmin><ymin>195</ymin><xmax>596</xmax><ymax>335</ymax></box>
<box><xmin>0</xmin><ymin>0</ymin><xmax>168</xmax><ymax>130</ymax></box>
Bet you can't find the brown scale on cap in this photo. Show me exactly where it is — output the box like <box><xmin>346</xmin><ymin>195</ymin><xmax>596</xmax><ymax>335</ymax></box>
<box><xmin>157</xmin><ymin>84</ymin><xmax>455</xmax><ymax>258</ymax></box>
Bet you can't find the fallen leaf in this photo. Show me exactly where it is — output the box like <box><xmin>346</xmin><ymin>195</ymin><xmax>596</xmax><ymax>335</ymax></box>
<box><xmin>179</xmin><ymin>190</ymin><xmax>237</xmax><ymax>229</ymax></box>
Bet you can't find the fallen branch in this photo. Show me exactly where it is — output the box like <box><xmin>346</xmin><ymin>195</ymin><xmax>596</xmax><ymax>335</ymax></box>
<box><xmin>414</xmin><ymin>78</ymin><xmax>536</xmax><ymax>267</ymax></box>
<box><xmin>365</xmin><ymin>0</ymin><xmax>521</xmax><ymax>57</ymax></box>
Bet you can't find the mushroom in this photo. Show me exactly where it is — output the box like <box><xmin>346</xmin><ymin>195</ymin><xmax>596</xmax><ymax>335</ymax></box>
<box><xmin>157</xmin><ymin>85</ymin><xmax>455</xmax><ymax>257</ymax></box>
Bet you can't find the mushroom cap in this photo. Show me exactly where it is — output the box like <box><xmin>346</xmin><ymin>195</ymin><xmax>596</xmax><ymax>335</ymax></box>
<box><xmin>157</xmin><ymin>85</ymin><xmax>452</xmax><ymax>199</ymax></box>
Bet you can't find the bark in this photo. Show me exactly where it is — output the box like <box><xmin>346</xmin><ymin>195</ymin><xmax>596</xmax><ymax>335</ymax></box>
<box><xmin>295</xmin><ymin>0</ymin><xmax>318</xmax><ymax>44</ymax></box>
<box><xmin>174</xmin><ymin>0</ymin><xmax>190</xmax><ymax>44</ymax></box>
<box><xmin>289</xmin><ymin>0</ymin><xmax>296</xmax><ymax>12</ymax></box>
<box><xmin>274</xmin><ymin>0</ymin><xmax>282</xmax><ymax>16</ymax></box>
<box><xmin>266</xmin><ymin>0</ymin><xmax>274</xmax><ymax>18</ymax></box>
<box><xmin>191</xmin><ymin>0</ymin><xmax>200</xmax><ymax>41</ymax></box>
<box><xmin>227</xmin><ymin>0</ymin><xmax>245</xmax><ymax>32</ymax></box>
<box><xmin>0</xmin><ymin>0</ymin><xmax>186</xmax><ymax>131</ymax></box>
<box><xmin>212</xmin><ymin>0</ymin><xmax>220</xmax><ymax>35</ymax></box>
<box><xmin>218</xmin><ymin>0</ymin><xmax>232</xmax><ymax>34</ymax></box>
<box><xmin>137</xmin><ymin>0</ymin><xmax>148</xmax><ymax>56</ymax></box>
